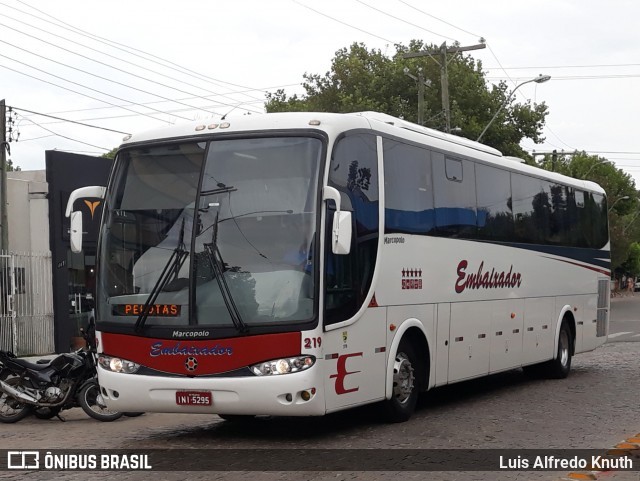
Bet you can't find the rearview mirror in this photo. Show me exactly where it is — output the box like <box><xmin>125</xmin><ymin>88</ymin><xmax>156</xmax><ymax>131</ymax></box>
<box><xmin>332</xmin><ymin>211</ymin><xmax>352</xmax><ymax>255</ymax></box>
<box><xmin>323</xmin><ymin>186</ymin><xmax>352</xmax><ymax>255</ymax></box>
<box><xmin>70</xmin><ymin>211</ymin><xmax>83</xmax><ymax>253</ymax></box>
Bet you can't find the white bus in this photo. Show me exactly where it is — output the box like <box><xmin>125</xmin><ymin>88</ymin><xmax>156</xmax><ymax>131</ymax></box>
<box><xmin>66</xmin><ymin>111</ymin><xmax>610</xmax><ymax>422</ymax></box>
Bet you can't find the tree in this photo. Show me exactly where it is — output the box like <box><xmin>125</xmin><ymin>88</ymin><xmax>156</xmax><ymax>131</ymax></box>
<box><xmin>621</xmin><ymin>242</ymin><xmax>640</xmax><ymax>277</ymax></box>
<box><xmin>102</xmin><ymin>148</ymin><xmax>117</xmax><ymax>159</ymax></box>
<box><xmin>265</xmin><ymin>41</ymin><xmax>548</xmax><ymax>159</ymax></box>
<box><xmin>5</xmin><ymin>158</ymin><xmax>20</xmax><ymax>171</ymax></box>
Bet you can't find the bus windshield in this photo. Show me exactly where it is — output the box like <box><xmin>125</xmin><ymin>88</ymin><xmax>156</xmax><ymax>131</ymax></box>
<box><xmin>98</xmin><ymin>136</ymin><xmax>322</xmax><ymax>331</ymax></box>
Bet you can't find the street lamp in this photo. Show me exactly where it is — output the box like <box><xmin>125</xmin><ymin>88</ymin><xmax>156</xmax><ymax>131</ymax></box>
<box><xmin>476</xmin><ymin>74</ymin><xmax>551</xmax><ymax>142</ymax></box>
<box><xmin>582</xmin><ymin>159</ymin><xmax>611</xmax><ymax>179</ymax></box>
<box><xmin>608</xmin><ymin>195</ymin><xmax>630</xmax><ymax>213</ymax></box>
<box><xmin>623</xmin><ymin>208</ymin><xmax>640</xmax><ymax>234</ymax></box>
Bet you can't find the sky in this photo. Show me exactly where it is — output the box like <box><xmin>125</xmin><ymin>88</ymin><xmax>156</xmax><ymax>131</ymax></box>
<box><xmin>2</xmin><ymin>0</ymin><xmax>640</xmax><ymax>185</ymax></box>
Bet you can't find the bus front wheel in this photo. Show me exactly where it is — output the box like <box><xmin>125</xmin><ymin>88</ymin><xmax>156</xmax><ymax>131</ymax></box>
<box><xmin>383</xmin><ymin>339</ymin><xmax>419</xmax><ymax>423</ymax></box>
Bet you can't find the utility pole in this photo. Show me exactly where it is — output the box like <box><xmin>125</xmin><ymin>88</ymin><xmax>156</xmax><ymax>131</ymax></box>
<box><xmin>0</xmin><ymin>100</ymin><xmax>7</xmax><ymax>253</ymax></box>
<box><xmin>403</xmin><ymin>67</ymin><xmax>431</xmax><ymax>125</ymax></box>
<box><xmin>403</xmin><ymin>42</ymin><xmax>486</xmax><ymax>133</ymax></box>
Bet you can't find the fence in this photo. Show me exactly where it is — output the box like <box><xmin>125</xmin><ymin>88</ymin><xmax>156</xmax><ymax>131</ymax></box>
<box><xmin>0</xmin><ymin>251</ymin><xmax>54</xmax><ymax>356</ymax></box>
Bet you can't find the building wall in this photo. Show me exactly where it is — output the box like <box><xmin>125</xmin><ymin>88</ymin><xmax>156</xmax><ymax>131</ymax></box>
<box><xmin>2</xmin><ymin>170</ymin><xmax>54</xmax><ymax>355</ymax></box>
<box><xmin>7</xmin><ymin>170</ymin><xmax>49</xmax><ymax>254</ymax></box>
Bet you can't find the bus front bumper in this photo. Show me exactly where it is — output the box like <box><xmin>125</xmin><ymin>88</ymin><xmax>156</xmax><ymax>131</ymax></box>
<box><xmin>96</xmin><ymin>365</ymin><xmax>326</xmax><ymax>416</ymax></box>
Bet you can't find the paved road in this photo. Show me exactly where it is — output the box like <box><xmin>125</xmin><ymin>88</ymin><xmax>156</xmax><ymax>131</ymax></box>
<box><xmin>1</xmin><ymin>298</ymin><xmax>640</xmax><ymax>481</ymax></box>
<box><xmin>608</xmin><ymin>295</ymin><xmax>640</xmax><ymax>342</ymax></box>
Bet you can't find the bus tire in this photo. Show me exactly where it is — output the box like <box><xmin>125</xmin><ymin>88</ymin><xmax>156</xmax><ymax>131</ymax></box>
<box><xmin>542</xmin><ymin>321</ymin><xmax>573</xmax><ymax>379</ymax></box>
<box><xmin>384</xmin><ymin>338</ymin><xmax>419</xmax><ymax>423</ymax></box>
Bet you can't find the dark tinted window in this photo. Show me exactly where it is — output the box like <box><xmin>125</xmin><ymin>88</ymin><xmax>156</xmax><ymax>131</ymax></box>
<box><xmin>378</xmin><ymin>138</ymin><xmax>608</xmax><ymax>249</ymax></box>
<box><xmin>581</xmin><ymin>192</ymin><xmax>608</xmax><ymax>248</ymax></box>
<box><xmin>384</xmin><ymin>139</ymin><xmax>434</xmax><ymax>234</ymax></box>
<box><xmin>475</xmin><ymin>164</ymin><xmax>514</xmax><ymax>241</ymax></box>
<box><xmin>512</xmin><ymin>175</ymin><xmax>550</xmax><ymax>244</ymax></box>
<box><xmin>432</xmin><ymin>152</ymin><xmax>477</xmax><ymax>237</ymax></box>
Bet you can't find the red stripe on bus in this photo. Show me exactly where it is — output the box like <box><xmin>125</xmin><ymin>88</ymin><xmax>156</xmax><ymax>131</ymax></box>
<box><xmin>100</xmin><ymin>332</ymin><xmax>301</xmax><ymax>375</ymax></box>
<box><xmin>542</xmin><ymin>256</ymin><xmax>611</xmax><ymax>276</ymax></box>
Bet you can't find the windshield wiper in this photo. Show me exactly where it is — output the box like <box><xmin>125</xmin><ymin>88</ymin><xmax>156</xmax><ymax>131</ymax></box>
<box><xmin>200</xmin><ymin>183</ymin><xmax>237</xmax><ymax>197</ymax></box>
<box><xmin>203</xmin><ymin>210</ymin><xmax>249</xmax><ymax>333</ymax></box>
<box><xmin>134</xmin><ymin>217</ymin><xmax>189</xmax><ymax>333</ymax></box>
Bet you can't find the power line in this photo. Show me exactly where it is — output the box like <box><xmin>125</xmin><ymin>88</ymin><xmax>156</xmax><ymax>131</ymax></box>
<box><xmin>488</xmin><ymin>74</ymin><xmax>640</xmax><ymax>81</ymax></box>
<box><xmin>0</xmin><ymin>12</ymin><xmax>264</xmax><ymax>114</ymax></box>
<box><xmin>485</xmin><ymin>45</ymin><xmax>520</xmax><ymax>93</ymax></box>
<box><xmin>22</xmin><ymin>117</ymin><xmax>110</xmax><ymax>151</ymax></box>
<box><xmin>0</xmin><ymin>62</ymin><xmax>181</xmax><ymax>123</ymax></box>
<box><xmin>8</xmin><ymin>106</ymin><xmax>130</xmax><ymax>135</ymax></box>
<box><xmin>16</xmin><ymin>82</ymin><xmax>297</xmax><ymax>121</ymax></box>
<box><xmin>354</xmin><ymin>0</ymin><xmax>457</xmax><ymax>42</ymax></box>
<box><xmin>396</xmin><ymin>0</ymin><xmax>481</xmax><ymax>39</ymax></box>
<box><xmin>543</xmin><ymin>126</ymin><xmax>577</xmax><ymax>151</ymax></box>
<box><xmin>0</xmin><ymin>52</ymin><xmax>194</xmax><ymax>121</ymax></box>
<box><xmin>485</xmin><ymin>63</ymin><xmax>640</xmax><ymax>71</ymax></box>
<box><xmin>0</xmin><ymin>36</ymin><xmax>225</xmax><ymax>117</ymax></box>
<box><xmin>18</xmin><ymin>134</ymin><xmax>55</xmax><ymax>142</ymax></box>
<box><xmin>12</xmin><ymin>0</ymin><xmax>268</xmax><ymax>106</ymax></box>
<box><xmin>291</xmin><ymin>0</ymin><xmax>396</xmax><ymax>44</ymax></box>
<box><xmin>20</xmin><ymin>100</ymin><xmax>264</xmax><ymax>128</ymax></box>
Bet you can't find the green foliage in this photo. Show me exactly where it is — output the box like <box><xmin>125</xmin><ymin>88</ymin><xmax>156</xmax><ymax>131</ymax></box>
<box><xmin>621</xmin><ymin>242</ymin><xmax>640</xmax><ymax>277</ymax></box>
<box><xmin>102</xmin><ymin>148</ymin><xmax>117</xmax><ymax>159</ymax></box>
<box><xmin>6</xmin><ymin>157</ymin><xmax>20</xmax><ymax>171</ymax></box>
<box><xmin>265</xmin><ymin>41</ymin><xmax>548</xmax><ymax>159</ymax></box>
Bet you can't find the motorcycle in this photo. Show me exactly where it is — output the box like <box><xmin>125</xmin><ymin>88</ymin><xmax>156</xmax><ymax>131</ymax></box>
<box><xmin>0</xmin><ymin>322</ymin><xmax>124</xmax><ymax>423</ymax></box>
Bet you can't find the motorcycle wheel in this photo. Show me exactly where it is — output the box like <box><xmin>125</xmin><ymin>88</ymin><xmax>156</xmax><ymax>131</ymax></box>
<box><xmin>78</xmin><ymin>382</ymin><xmax>123</xmax><ymax>422</ymax></box>
<box><xmin>34</xmin><ymin>407</ymin><xmax>62</xmax><ymax>420</ymax></box>
<box><xmin>0</xmin><ymin>377</ymin><xmax>33</xmax><ymax>423</ymax></box>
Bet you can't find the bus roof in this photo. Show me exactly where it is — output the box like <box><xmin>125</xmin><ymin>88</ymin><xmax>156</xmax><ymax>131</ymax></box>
<box><xmin>120</xmin><ymin>111</ymin><xmax>605</xmax><ymax>196</ymax></box>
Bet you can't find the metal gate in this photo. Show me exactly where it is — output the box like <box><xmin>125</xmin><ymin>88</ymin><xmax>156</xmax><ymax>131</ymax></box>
<box><xmin>0</xmin><ymin>252</ymin><xmax>54</xmax><ymax>356</ymax></box>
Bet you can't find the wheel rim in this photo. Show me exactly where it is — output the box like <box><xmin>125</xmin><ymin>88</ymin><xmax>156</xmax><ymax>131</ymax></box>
<box><xmin>85</xmin><ymin>385</ymin><xmax>117</xmax><ymax>415</ymax></box>
<box><xmin>392</xmin><ymin>352</ymin><xmax>415</xmax><ymax>404</ymax></box>
<box><xmin>559</xmin><ymin>329</ymin><xmax>569</xmax><ymax>367</ymax></box>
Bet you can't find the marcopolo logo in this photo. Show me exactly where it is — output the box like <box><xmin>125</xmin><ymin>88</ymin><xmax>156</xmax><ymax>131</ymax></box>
<box><xmin>7</xmin><ymin>451</ymin><xmax>40</xmax><ymax>469</ymax></box>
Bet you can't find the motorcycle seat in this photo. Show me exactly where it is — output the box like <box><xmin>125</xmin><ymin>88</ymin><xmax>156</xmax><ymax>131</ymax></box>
<box><xmin>10</xmin><ymin>358</ymin><xmax>52</xmax><ymax>371</ymax></box>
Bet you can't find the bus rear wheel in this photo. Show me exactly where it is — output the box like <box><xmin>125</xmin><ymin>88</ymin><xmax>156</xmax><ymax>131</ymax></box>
<box><xmin>544</xmin><ymin>321</ymin><xmax>573</xmax><ymax>378</ymax></box>
<box><xmin>383</xmin><ymin>339</ymin><xmax>419</xmax><ymax>423</ymax></box>
<box><xmin>524</xmin><ymin>321</ymin><xmax>573</xmax><ymax>379</ymax></box>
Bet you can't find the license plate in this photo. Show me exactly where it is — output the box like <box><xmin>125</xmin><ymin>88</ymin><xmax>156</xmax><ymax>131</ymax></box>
<box><xmin>175</xmin><ymin>391</ymin><xmax>212</xmax><ymax>406</ymax></box>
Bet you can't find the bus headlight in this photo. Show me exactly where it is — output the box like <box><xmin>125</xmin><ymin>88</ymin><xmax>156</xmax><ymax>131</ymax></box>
<box><xmin>250</xmin><ymin>356</ymin><xmax>315</xmax><ymax>376</ymax></box>
<box><xmin>98</xmin><ymin>355</ymin><xmax>140</xmax><ymax>374</ymax></box>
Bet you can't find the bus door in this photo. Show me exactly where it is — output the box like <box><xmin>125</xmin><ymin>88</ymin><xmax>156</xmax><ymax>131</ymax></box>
<box><xmin>322</xmin><ymin>132</ymin><xmax>386</xmax><ymax>413</ymax></box>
